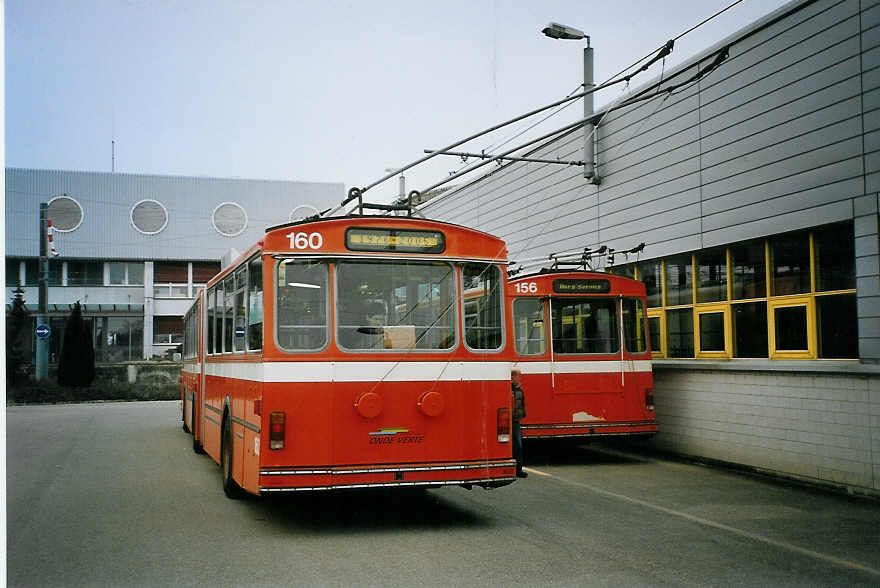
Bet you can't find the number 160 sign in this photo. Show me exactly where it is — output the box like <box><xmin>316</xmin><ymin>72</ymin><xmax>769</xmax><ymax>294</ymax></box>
<box><xmin>286</xmin><ymin>231</ymin><xmax>324</xmax><ymax>250</ymax></box>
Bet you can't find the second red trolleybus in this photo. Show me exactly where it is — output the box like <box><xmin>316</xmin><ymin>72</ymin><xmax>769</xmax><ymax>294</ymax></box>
<box><xmin>181</xmin><ymin>216</ymin><xmax>516</xmax><ymax>497</ymax></box>
<box><xmin>507</xmin><ymin>270</ymin><xmax>657</xmax><ymax>440</ymax></box>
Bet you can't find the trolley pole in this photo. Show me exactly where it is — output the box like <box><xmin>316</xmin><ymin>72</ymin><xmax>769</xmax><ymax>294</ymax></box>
<box><xmin>36</xmin><ymin>202</ymin><xmax>49</xmax><ymax>381</ymax></box>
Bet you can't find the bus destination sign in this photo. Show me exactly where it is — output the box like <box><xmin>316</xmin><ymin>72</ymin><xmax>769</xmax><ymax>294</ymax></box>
<box><xmin>552</xmin><ymin>278</ymin><xmax>611</xmax><ymax>294</ymax></box>
<box><xmin>345</xmin><ymin>228</ymin><xmax>445</xmax><ymax>254</ymax></box>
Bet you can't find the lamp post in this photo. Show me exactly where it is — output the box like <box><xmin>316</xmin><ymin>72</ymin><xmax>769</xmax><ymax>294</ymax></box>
<box><xmin>542</xmin><ymin>22</ymin><xmax>599</xmax><ymax>184</ymax></box>
<box><xmin>385</xmin><ymin>167</ymin><xmax>407</xmax><ymax>213</ymax></box>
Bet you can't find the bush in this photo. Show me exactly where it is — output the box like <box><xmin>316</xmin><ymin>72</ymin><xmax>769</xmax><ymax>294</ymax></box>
<box><xmin>7</xmin><ymin>379</ymin><xmax>179</xmax><ymax>405</ymax></box>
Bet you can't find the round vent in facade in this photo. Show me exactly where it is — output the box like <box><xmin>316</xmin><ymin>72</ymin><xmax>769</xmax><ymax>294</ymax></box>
<box><xmin>212</xmin><ymin>202</ymin><xmax>248</xmax><ymax>237</ymax></box>
<box><xmin>130</xmin><ymin>199</ymin><xmax>169</xmax><ymax>235</ymax></box>
<box><xmin>47</xmin><ymin>195</ymin><xmax>84</xmax><ymax>232</ymax></box>
<box><xmin>289</xmin><ymin>204</ymin><xmax>320</xmax><ymax>222</ymax></box>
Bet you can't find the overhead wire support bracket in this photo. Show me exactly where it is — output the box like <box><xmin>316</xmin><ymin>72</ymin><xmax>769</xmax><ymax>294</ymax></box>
<box><xmin>424</xmin><ymin>149</ymin><xmax>584</xmax><ymax>167</ymax></box>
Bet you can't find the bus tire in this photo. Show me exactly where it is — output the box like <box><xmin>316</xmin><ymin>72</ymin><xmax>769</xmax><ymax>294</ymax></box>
<box><xmin>221</xmin><ymin>417</ymin><xmax>246</xmax><ymax>499</ymax></box>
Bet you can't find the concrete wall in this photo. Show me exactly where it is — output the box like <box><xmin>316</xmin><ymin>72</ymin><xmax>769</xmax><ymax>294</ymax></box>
<box><xmin>653</xmin><ymin>365</ymin><xmax>880</xmax><ymax>496</ymax></box>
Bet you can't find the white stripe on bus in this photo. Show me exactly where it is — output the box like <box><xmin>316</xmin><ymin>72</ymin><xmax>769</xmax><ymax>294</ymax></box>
<box><xmin>202</xmin><ymin>361</ymin><xmax>513</xmax><ymax>383</ymax></box>
<box><xmin>513</xmin><ymin>360</ymin><xmax>653</xmax><ymax>374</ymax></box>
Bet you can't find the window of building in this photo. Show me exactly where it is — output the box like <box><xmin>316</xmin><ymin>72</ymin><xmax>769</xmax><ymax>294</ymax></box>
<box><xmin>212</xmin><ymin>202</ymin><xmax>248</xmax><ymax>237</ymax></box>
<box><xmin>67</xmin><ymin>261</ymin><xmax>103</xmax><ymax>286</ymax></box>
<box><xmin>617</xmin><ymin>222</ymin><xmax>856</xmax><ymax>361</ymax></box>
<box><xmin>130</xmin><ymin>199</ymin><xmax>168</xmax><ymax>235</ymax></box>
<box><xmin>665</xmin><ymin>255</ymin><xmax>693</xmax><ymax>307</ymax></box>
<box><xmin>49</xmin><ymin>260</ymin><xmax>63</xmax><ymax>286</ymax></box>
<box><xmin>771</xmin><ymin>232</ymin><xmax>810</xmax><ymax>296</ymax></box>
<box><xmin>696</xmin><ymin>249</ymin><xmax>727</xmax><ymax>303</ymax></box>
<box><xmin>153</xmin><ymin>316</ymin><xmax>183</xmax><ymax>345</ymax></box>
<box><xmin>6</xmin><ymin>259</ymin><xmax>21</xmax><ymax>286</ymax></box>
<box><xmin>666</xmin><ymin>308</ymin><xmax>694</xmax><ymax>358</ymax></box>
<box><xmin>47</xmin><ymin>195</ymin><xmax>83</xmax><ymax>232</ymax></box>
<box><xmin>696</xmin><ymin>306</ymin><xmax>728</xmax><ymax>356</ymax></box>
<box><xmin>154</xmin><ymin>262</ymin><xmax>188</xmax><ymax>297</ymax></box>
<box><xmin>731</xmin><ymin>241</ymin><xmax>766</xmax><ymax>299</ymax></box>
<box><xmin>732</xmin><ymin>302</ymin><xmax>768</xmax><ymax>358</ymax></box>
<box><xmin>814</xmin><ymin>222</ymin><xmax>855</xmax><ymax>292</ymax></box>
<box><xmin>94</xmin><ymin>317</ymin><xmax>143</xmax><ymax>362</ymax></box>
<box><xmin>817</xmin><ymin>294</ymin><xmax>857</xmax><ymax>359</ymax></box>
<box><xmin>24</xmin><ymin>259</ymin><xmax>39</xmax><ymax>286</ymax></box>
<box><xmin>637</xmin><ymin>261</ymin><xmax>662</xmax><ymax>307</ymax></box>
<box><xmin>770</xmin><ymin>299</ymin><xmax>812</xmax><ymax>358</ymax></box>
<box><xmin>648</xmin><ymin>315</ymin><xmax>663</xmax><ymax>356</ymax></box>
<box><xmin>108</xmin><ymin>262</ymin><xmax>145</xmax><ymax>286</ymax></box>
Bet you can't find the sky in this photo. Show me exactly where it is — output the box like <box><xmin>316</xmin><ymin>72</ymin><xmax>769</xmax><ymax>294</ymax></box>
<box><xmin>7</xmin><ymin>0</ymin><xmax>792</xmax><ymax>206</ymax></box>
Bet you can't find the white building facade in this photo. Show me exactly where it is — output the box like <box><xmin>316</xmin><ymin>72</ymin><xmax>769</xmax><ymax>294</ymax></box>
<box><xmin>6</xmin><ymin>168</ymin><xmax>344</xmax><ymax>361</ymax></box>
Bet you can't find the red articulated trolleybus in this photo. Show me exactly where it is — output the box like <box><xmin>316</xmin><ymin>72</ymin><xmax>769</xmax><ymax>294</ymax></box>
<box><xmin>507</xmin><ymin>270</ymin><xmax>657</xmax><ymax>440</ymax></box>
<box><xmin>180</xmin><ymin>216</ymin><xmax>516</xmax><ymax>497</ymax></box>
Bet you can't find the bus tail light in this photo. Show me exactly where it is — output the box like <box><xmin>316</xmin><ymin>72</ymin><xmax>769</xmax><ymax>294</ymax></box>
<box><xmin>646</xmin><ymin>388</ymin><xmax>655</xmax><ymax>412</ymax></box>
<box><xmin>497</xmin><ymin>407</ymin><xmax>511</xmax><ymax>443</ymax></box>
<box><xmin>269</xmin><ymin>411</ymin><xmax>285</xmax><ymax>450</ymax></box>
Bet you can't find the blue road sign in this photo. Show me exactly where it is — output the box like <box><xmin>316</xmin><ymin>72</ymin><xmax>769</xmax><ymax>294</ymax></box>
<box><xmin>235</xmin><ymin>326</ymin><xmax>245</xmax><ymax>338</ymax></box>
<box><xmin>36</xmin><ymin>324</ymin><xmax>51</xmax><ymax>339</ymax></box>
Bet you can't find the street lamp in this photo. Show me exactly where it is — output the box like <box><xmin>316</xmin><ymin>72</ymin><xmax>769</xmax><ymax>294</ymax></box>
<box><xmin>542</xmin><ymin>22</ymin><xmax>599</xmax><ymax>184</ymax></box>
<box><xmin>385</xmin><ymin>168</ymin><xmax>407</xmax><ymax>214</ymax></box>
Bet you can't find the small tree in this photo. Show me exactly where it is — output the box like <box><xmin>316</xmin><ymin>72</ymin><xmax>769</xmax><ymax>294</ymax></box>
<box><xmin>6</xmin><ymin>287</ymin><xmax>32</xmax><ymax>385</ymax></box>
<box><xmin>57</xmin><ymin>301</ymin><xmax>96</xmax><ymax>387</ymax></box>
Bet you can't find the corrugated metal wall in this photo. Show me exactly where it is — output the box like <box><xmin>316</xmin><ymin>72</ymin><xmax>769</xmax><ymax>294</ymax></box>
<box><xmin>424</xmin><ymin>0</ymin><xmax>871</xmax><ymax>263</ymax></box>
<box><xmin>6</xmin><ymin>168</ymin><xmax>345</xmax><ymax>261</ymax></box>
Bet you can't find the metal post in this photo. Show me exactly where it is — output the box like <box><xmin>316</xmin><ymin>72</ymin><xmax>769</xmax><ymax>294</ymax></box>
<box><xmin>584</xmin><ymin>40</ymin><xmax>599</xmax><ymax>184</ymax></box>
<box><xmin>36</xmin><ymin>203</ymin><xmax>49</xmax><ymax>381</ymax></box>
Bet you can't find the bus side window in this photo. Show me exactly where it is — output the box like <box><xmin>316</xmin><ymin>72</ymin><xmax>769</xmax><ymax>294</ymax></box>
<box><xmin>247</xmin><ymin>257</ymin><xmax>263</xmax><ymax>351</ymax></box>
<box><xmin>623</xmin><ymin>297</ymin><xmax>648</xmax><ymax>353</ymax></box>
<box><xmin>462</xmin><ymin>263</ymin><xmax>503</xmax><ymax>351</ymax></box>
<box><xmin>513</xmin><ymin>298</ymin><xmax>546</xmax><ymax>355</ymax></box>
<box><xmin>233</xmin><ymin>267</ymin><xmax>247</xmax><ymax>352</ymax></box>
<box><xmin>207</xmin><ymin>288</ymin><xmax>215</xmax><ymax>354</ymax></box>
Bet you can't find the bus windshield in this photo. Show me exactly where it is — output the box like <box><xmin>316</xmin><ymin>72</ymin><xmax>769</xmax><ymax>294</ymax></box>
<box><xmin>336</xmin><ymin>260</ymin><xmax>456</xmax><ymax>351</ymax></box>
<box><xmin>551</xmin><ymin>298</ymin><xmax>619</xmax><ymax>354</ymax></box>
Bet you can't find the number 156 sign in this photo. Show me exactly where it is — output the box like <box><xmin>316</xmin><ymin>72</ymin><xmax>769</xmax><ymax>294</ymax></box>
<box><xmin>513</xmin><ymin>282</ymin><xmax>538</xmax><ymax>294</ymax></box>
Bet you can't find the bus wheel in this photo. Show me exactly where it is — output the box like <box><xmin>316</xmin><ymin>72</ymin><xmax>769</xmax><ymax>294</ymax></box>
<box><xmin>221</xmin><ymin>417</ymin><xmax>245</xmax><ymax>499</ymax></box>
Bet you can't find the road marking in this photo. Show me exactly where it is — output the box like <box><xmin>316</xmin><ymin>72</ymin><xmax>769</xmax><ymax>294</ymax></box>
<box><xmin>527</xmin><ymin>466</ymin><xmax>880</xmax><ymax>578</ymax></box>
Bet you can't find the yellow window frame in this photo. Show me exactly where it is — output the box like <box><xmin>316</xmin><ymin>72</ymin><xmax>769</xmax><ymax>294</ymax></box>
<box><xmin>647</xmin><ymin>309</ymin><xmax>666</xmax><ymax>357</ymax></box>
<box><xmin>768</xmin><ymin>296</ymin><xmax>816</xmax><ymax>359</ymax></box>
<box><xmin>695</xmin><ymin>304</ymin><xmax>731</xmax><ymax>358</ymax></box>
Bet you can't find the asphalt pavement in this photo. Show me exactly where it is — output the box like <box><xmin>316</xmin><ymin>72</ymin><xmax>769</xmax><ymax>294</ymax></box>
<box><xmin>6</xmin><ymin>401</ymin><xmax>880</xmax><ymax>587</ymax></box>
